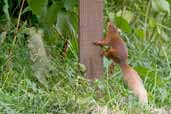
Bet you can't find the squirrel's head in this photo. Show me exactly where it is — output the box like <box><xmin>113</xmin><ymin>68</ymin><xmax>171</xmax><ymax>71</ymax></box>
<box><xmin>107</xmin><ymin>22</ymin><xmax>119</xmax><ymax>33</ymax></box>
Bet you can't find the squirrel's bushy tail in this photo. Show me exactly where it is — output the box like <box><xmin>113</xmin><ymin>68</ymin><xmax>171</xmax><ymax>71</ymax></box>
<box><xmin>120</xmin><ymin>63</ymin><xmax>148</xmax><ymax>103</ymax></box>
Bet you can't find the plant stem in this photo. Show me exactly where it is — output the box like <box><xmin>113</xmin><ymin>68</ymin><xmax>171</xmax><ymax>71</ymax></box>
<box><xmin>6</xmin><ymin>0</ymin><xmax>26</xmax><ymax>70</ymax></box>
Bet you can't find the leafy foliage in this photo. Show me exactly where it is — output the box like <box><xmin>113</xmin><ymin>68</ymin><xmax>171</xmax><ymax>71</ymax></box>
<box><xmin>27</xmin><ymin>0</ymin><xmax>48</xmax><ymax>16</ymax></box>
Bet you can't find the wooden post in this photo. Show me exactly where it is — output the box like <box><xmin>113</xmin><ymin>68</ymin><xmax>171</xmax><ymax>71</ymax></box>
<box><xmin>79</xmin><ymin>0</ymin><xmax>103</xmax><ymax>80</ymax></box>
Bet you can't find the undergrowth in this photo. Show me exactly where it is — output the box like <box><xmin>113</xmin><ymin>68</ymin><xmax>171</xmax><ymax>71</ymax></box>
<box><xmin>0</xmin><ymin>0</ymin><xmax>171</xmax><ymax>114</ymax></box>
<box><xmin>0</xmin><ymin>29</ymin><xmax>171</xmax><ymax>113</ymax></box>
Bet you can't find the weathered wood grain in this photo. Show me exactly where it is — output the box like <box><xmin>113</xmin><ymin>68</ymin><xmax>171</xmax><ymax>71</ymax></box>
<box><xmin>79</xmin><ymin>0</ymin><xmax>103</xmax><ymax>80</ymax></box>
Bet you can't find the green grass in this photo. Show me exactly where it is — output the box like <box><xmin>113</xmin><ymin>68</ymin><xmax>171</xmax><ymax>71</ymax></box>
<box><xmin>0</xmin><ymin>29</ymin><xmax>171</xmax><ymax>114</ymax></box>
<box><xmin>0</xmin><ymin>0</ymin><xmax>171</xmax><ymax>113</ymax></box>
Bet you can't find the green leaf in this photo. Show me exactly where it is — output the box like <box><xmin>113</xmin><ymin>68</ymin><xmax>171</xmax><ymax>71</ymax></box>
<box><xmin>167</xmin><ymin>0</ymin><xmax>171</xmax><ymax>5</ymax></box>
<box><xmin>78</xmin><ymin>63</ymin><xmax>86</xmax><ymax>73</ymax></box>
<box><xmin>116</xmin><ymin>10</ymin><xmax>134</xmax><ymax>23</ymax></box>
<box><xmin>27</xmin><ymin>0</ymin><xmax>48</xmax><ymax>16</ymax></box>
<box><xmin>0</xmin><ymin>32</ymin><xmax>7</xmax><ymax>44</ymax></box>
<box><xmin>64</xmin><ymin>0</ymin><xmax>78</xmax><ymax>11</ymax></box>
<box><xmin>22</xmin><ymin>6</ymin><xmax>31</xmax><ymax>15</ymax></box>
<box><xmin>160</xmin><ymin>30</ymin><xmax>169</xmax><ymax>41</ymax></box>
<box><xmin>56</xmin><ymin>11</ymin><xmax>76</xmax><ymax>37</ymax></box>
<box><xmin>3</xmin><ymin>0</ymin><xmax>10</xmax><ymax>22</ymax></box>
<box><xmin>68</xmin><ymin>13</ymin><xmax>78</xmax><ymax>36</ymax></box>
<box><xmin>115</xmin><ymin>16</ymin><xmax>131</xmax><ymax>33</ymax></box>
<box><xmin>56</xmin><ymin>11</ymin><xmax>69</xmax><ymax>36</ymax></box>
<box><xmin>149</xmin><ymin>17</ymin><xmax>156</xmax><ymax>28</ymax></box>
<box><xmin>134</xmin><ymin>29</ymin><xmax>144</xmax><ymax>39</ymax></box>
<box><xmin>135</xmin><ymin>66</ymin><xmax>165</xmax><ymax>87</ymax></box>
<box><xmin>45</xmin><ymin>2</ymin><xmax>61</xmax><ymax>27</ymax></box>
<box><xmin>152</xmin><ymin>0</ymin><xmax>170</xmax><ymax>14</ymax></box>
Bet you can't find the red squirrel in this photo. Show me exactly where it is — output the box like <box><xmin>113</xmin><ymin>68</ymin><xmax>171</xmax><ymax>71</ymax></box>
<box><xmin>94</xmin><ymin>22</ymin><xmax>148</xmax><ymax>103</ymax></box>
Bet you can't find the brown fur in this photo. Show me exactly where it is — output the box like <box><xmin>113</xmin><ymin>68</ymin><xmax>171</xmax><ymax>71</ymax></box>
<box><xmin>94</xmin><ymin>22</ymin><xmax>148</xmax><ymax>103</ymax></box>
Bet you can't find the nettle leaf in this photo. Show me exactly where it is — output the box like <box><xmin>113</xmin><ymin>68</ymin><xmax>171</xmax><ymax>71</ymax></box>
<box><xmin>152</xmin><ymin>0</ymin><xmax>170</xmax><ymax>14</ymax></box>
<box><xmin>45</xmin><ymin>2</ymin><xmax>61</xmax><ymax>27</ymax></box>
<box><xmin>64</xmin><ymin>0</ymin><xmax>78</xmax><ymax>11</ymax></box>
<box><xmin>28</xmin><ymin>28</ymin><xmax>49</xmax><ymax>88</ymax></box>
<box><xmin>115</xmin><ymin>16</ymin><xmax>131</xmax><ymax>33</ymax></box>
<box><xmin>27</xmin><ymin>0</ymin><xmax>48</xmax><ymax>16</ymax></box>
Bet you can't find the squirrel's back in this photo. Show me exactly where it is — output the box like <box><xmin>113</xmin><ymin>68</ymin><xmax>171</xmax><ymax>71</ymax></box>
<box><xmin>108</xmin><ymin>33</ymin><xmax>128</xmax><ymax>64</ymax></box>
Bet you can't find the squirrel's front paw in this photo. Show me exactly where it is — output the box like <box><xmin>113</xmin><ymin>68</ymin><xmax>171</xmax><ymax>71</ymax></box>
<box><xmin>93</xmin><ymin>40</ymin><xmax>102</xmax><ymax>46</ymax></box>
<box><xmin>100</xmin><ymin>51</ymin><xmax>105</xmax><ymax>56</ymax></box>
